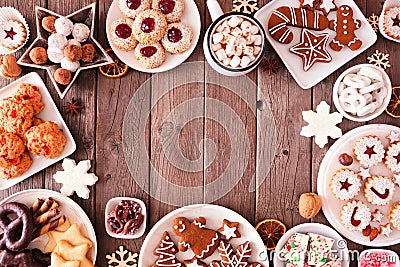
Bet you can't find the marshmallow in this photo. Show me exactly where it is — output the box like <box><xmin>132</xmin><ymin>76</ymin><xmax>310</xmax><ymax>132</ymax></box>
<box><xmin>223</xmin><ymin>58</ymin><xmax>231</xmax><ymax>66</ymax></box>
<box><xmin>253</xmin><ymin>46</ymin><xmax>261</xmax><ymax>55</ymax></box>
<box><xmin>226</xmin><ymin>44</ymin><xmax>235</xmax><ymax>57</ymax></box>
<box><xmin>234</xmin><ymin>47</ymin><xmax>243</xmax><ymax>57</ymax></box>
<box><xmin>230</xmin><ymin>56</ymin><xmax>241</xmax><ymax>68</ymax></box>
<box><xmin>213</xmin><ymin>33</ymin><xmax>223</xmax><ymax>44</ymax></box>
<box><xmin>250</xmin><ymin>25</ymin><xmax>259</xmax><ymax>34</ymax></box>
<box><xmin>212</xmin><ymin>43</ymin><xmax>222</xmax><ymax>52</ymax></box>
<box><xmin>237</xmin><ymin>37</ymin><xmax>247</xmax><ymax>48</ymax></box>
<box><xmin>358</xmin><ymin>66</ymin><xmax>383</xmax><ymax>82</ymax></box>
<box><xmin>343</xmin><ymin>73</ymin><xmax>371</xmax><ymax>88</ymax></box>
<box><xmin>241</xmin><ymin>21</ymin><xmax>252</xmax><ymax>32</ymax></box>
<box><xmin>240</xmin><ymin>56</ymin><xmax>251</xmax><ymax>68</ymax></box>
<box><xmin>253</xmin><ymin>35</ymin><xmax>263</xmax><ymax>46</ymax></box>
<box><xmin>215</xmin><ymin>49</ymin><xmax>227</xmax><ymax>61</ymax></box>
<box><xmin>244</xmin><ymin>46</ymin><xmax>254</xmax><ymax>56</ymax></box>
<box><xmin>231</xmin><ymin>27</ymin><xmax>242</xmax><ymax>37</ymax></box>
<box><xmin>228</xmin><ymin>16</ymin><xmax>241</xmax><ymax>28</ymax></box>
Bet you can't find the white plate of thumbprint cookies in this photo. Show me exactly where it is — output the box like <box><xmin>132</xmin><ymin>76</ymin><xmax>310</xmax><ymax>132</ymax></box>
<box><xmin>139</xmin><ymin>204</ymin><xmax>268</xmax><ymax>267</ymax></box>
<box><xmin>106</xmin><ymin>0</ymin><xmax>201</xmax><ymax>73</ymax></box>
<box><xmin>0</xmin><ymin>72</ymin><xmax>76</xmax><ymax>190</ymax></box>
<box><xmin>254</xmin><ymin>0</ymin><xmax>377</xmax><ymax>89</ymax></box>
<box><xmin>318</xmin><ymin>124</ymin><xmax>400</xmax><ymax>247</ymax></box>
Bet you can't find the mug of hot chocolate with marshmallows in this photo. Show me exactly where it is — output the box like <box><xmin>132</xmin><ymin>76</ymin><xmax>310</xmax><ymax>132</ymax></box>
<box><xmin>204</xmin><ymin>0</ymin><xmax>266</xmax><ymax>76</ymax></box>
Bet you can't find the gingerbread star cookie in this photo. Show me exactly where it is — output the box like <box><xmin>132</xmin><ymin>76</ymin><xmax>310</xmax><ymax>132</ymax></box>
<box><xmin>217</xmin><ymin>219</ymin><xmax>241</xmax><ymax>241</ymax></box>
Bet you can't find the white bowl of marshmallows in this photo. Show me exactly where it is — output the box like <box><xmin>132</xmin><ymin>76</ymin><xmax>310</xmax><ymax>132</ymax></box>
<box><xmin>333</xmin><ymin>64</ymin><xmax>392</xmax><ymax>122</ymax></box>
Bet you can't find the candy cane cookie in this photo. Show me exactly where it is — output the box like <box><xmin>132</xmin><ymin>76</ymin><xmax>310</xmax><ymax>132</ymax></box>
<box><xmin>267</xmin><ymin>6</ymin><xmax>329</xmax><ymax>44</ymax></box>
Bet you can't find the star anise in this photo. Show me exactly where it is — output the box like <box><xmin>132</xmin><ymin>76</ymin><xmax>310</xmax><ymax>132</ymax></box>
<box><xmin>64</xmin><ymin>97</ymin><xmax>84</xmax><ymax>115</ymax></box>
<box><xmin>260</xmin><ymin>57</ymin><xmax>281</xmax><ymax>75</ymax></box>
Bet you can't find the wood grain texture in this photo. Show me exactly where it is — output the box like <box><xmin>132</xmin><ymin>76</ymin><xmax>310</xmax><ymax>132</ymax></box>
<box><xmin>0</xmin><ymin>0</ymin><xmax>399</xmax><ymax>266</ymax></box>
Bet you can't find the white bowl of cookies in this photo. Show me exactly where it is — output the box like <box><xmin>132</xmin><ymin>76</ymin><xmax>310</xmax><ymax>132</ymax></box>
<box><xmin>332</xmin><ymin>64</ymin><xmax>392</xmax><ymax>122</ymax></box>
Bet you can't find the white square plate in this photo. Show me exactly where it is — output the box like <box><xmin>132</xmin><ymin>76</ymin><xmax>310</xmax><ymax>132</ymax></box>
<box><xmin>0</xmin><ymin>72</ymin><xmax>76</xmax><ymax>190</ymax></box>
<box><xmin>255</xmin><ymin>0</ymin><xmax>377</xmax><ymax>89</ymax></box>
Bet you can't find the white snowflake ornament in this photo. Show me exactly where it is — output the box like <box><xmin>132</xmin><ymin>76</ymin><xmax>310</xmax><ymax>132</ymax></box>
<box><xmin>232</xmin><ymin>0</ymin><xmax>259</xmax><ymax>14</ymax></box>
<box><xmin>300</xmin><ymin>101</ymin><xmax>343</xmax><ymax>148</ymax></box>
<box><xmin>53</xmin><ymin>158</ymin><xmax>98</xmax><ymax>199</ymax></box>
<box><xmin>368</xmin><ymin>50</ymin><xmax>391</xmax><ymax>69</ymax></box>
<box><xmin>106</xmin><ymin>246</ymin><xmax>138</xmax><ymax>267</ymax></box>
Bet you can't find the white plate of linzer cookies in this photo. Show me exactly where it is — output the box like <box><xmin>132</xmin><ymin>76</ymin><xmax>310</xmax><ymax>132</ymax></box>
<box><xmin>318</xmin><ymin>124</ymin><xmax>400</xmax><ymax>247</ymax></box>
<box><xmin>106</xmin><ymin>0</ymin><xmax>201</xmax><ymax>73</ymax></box>
<box><xmin>0</xmin><ymin>72</ymin><xmax>75</xmax><ymax>190</ymax></box>
<box><xmin>254</xmin><ymin>0</ymin><xmax>377</xmax><ymax>89</ymax></box>
<box><xmin>139</xmin><ymin>204</ymin><xmax>268</xmax><ymax>267</ymax></box>
<box><xmin>0</xmin><ymin>189</ymin><xmax>97</xmax><ymax>266</ymax></box>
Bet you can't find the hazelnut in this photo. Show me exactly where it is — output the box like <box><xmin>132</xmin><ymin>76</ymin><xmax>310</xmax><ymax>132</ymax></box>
<box><xmin>370</xmin><ymin>227</ymin><xmax>379</xmax><ymax>241</ymax></box>
<box><xmin>298</xmin><ymin>192</ymin><xmax>322</xmax><ymax>219</ymax></box>
<box><xmin>338</xmin><ymin>153</ymin><xmax>353</xmax><ymax>166</ymax></box>
<box><xmin>362</xmin><ymin>225</ymin><xmax>371</xmax><ymax>236</ymax></box>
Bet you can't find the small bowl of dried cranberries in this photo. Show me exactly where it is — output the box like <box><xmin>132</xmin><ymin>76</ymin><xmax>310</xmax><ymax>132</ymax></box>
<box><xmin>105</xmin><ymin>197</ymin><xmax>146</xmax><ymax>239</ymax></box>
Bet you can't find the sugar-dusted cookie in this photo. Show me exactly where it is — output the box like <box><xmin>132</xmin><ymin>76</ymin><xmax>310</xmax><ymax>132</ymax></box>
<box><xmin>316</xmin><ymin>0</ymin><xmax>337</xmax><ymax>15</ymax></box>
<box><xmin>172</xmin><ymin>217</ymin><xmax>220</xmax><ymax>259</ymax></box>
<box><xmin>152</xmin><ymin>231</ymin><xmax>182</xmax><ymax>267</ymax></box>
<box><xmin>329</xmin><ymin>5</ymin><xmax>362</xmax><ymax>51</ymax></box>
<box><xmin>217</xmin><ymin>219</ymin><xmax>241</xmax><ymax>241</ymax></box>
<box><xmin>268</xmin><ymin>6</ymin><xmax>329</xmax><ymax>44</ymax></box>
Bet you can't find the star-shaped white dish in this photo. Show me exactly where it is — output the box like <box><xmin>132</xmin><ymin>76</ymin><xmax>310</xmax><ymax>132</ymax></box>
<box><xmin>17</xmin><ymin>3</ymin><xmax>113</xmax><ymax>99</ymax></box>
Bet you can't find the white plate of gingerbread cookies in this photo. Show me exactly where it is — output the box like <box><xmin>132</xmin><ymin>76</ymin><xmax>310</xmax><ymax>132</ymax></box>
<box><xmin>106</xmin><ymin>0</ymin><xmax>201</xmax><ymax>73</ymax></box>
<box><xmin>0</xmin><ymin>189</ymin><xmax>97</xmax><ymax>265</ymax></box>
<box><xmin>317</xmin><ymin>124</ymin><xmax>400</xmax><ymax>247</ymax></box>
<box><xmin>0</xmin><ymin>72</ymin><xmax>76</xmax><ymax>190</ymax></box>
<box><xmin>139</xmin><ymin>204</ymin><xmax>269</xmax><ymax>267</ymax></box>
<box><xmin>255</xmin><ymin>0</ymin><xmax>377</xmax><ymax>89</ymax></box>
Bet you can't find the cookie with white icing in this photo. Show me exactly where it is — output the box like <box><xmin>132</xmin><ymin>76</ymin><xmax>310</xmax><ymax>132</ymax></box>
<box><xmin>329</xmin><ymin>168</ymin><xmax>361</xmax><ymax>201</ymax></box>
<box><xmin>340</xmin><ymin>200</ymin><xmax>371</xmax><ymax>232</ymax></box>
<box><xmin>217</xmin><ymin>219</ymin><xmax>241</xmax><ymax>241</ymax></box>
<box><xmin>389</xmin><ymin>202</ymin><xmax>400</xmax><ymax>231</ymax></box>
<box><xmin>353</xmin><ymin>135</ymin><xmax>385</xmax><ymax>167</ymax></box>
<box><xmin>385</xmin><ymin>142</ymin><xmax>400</xmax><ymax>173</ymax></box>
<box><xmin>364</xmin><ymin>176</ymin><xmax>395</xmax><ymax>206</ymax></box>
<box><xmin>383</xmin><ymin>7</ymin><xmax>400</xmax><ymax>40</ymax></box>
<box><xmin>0</xmin><ymin>20</ymin><xmax>27</xmax><ymax>50</ymax></box>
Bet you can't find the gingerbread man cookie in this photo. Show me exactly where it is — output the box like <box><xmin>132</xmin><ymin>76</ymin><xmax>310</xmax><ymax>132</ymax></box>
<box><xmin>172</xmin><ymin>217</ymin><xmax>220</xmax><ymax>259</ymax></box>
<box><xmin>329</xmin><ymin>5</ymin><xmax>362</xmax><ymax>51</ymax></box>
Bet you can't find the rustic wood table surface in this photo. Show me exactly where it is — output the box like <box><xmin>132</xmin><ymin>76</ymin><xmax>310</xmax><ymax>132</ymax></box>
<box><xmin>0</xmin><ymin>0</ymin><xmax>399</xmax><ymax>266</ymax></box>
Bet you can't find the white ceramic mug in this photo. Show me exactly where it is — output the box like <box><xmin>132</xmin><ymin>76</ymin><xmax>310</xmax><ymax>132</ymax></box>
<box><xmin>203</xmin><ymin>0</ymin><xmax>266</xmax><ymax>76</ymax></box>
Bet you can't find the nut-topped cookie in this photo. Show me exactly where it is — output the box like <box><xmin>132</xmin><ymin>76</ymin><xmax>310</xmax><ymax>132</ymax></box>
<box><xmin>353</xmin><ymin>135</ymin><xmax>385</xmax><ymax>167</ymax></box>
<box><xmin>364</xmin><ymin>176</ymin><xmax>395</xmax><ymax>206</ymax></box>
<box><xmin>118</xmin><ymin>0</ymin><xmax>151</xmax><ymax>19</ymax></box>
<box><xmin>0</xmin><ymin>99</ymin><xmax>34</xmax><ymax>137</ymax></box>
<box><xmin>329</xmin><ymin>168</ymin><xmax>361</xmax><ymax>201</ymax></box>
<box><xmin>133</xmin><ymin>9</ymin><xmax>167</xmax><ymax>44</ymax></box>
<box><xmin>13</xmin><ymin>83</ymin><xmax>44</xmax><ymax>115</ymax></box>
<box><xmin>0</xmin><ymin>151</ymin><xmax>32</xmax><ymax>179</ymax></box>
<box><xmin>162</xmin><ymin>22</ymin><xmax>192</xmax><ymax>54</ymax></box>
<box><xmin>0</xmin><ymin>133</ymin><xmax>24</xmax><ymax>160</ymax></box>
<box><xmin>152</xmin><ymin>0</ymin><xmax>185</xmax><ymax>23</ymax></box>
<box><xmin>26</xmin><ymin>121</ymin><xmax>66</xmax><ymax>159</ymax></box>
<box><xmin>110</xmin><ymin>17</ymin><xmax>138</xmax><ymax>51</ymax></box>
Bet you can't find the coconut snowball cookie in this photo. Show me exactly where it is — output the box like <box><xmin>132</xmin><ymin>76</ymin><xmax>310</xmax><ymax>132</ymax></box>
<box><xmin>0</xmin><ymin>20</ymin><xmax>27</xmax><ymax>50</ymax></box>
<box><xmin>162</xmin><ymin>22</ymin><xmax>192</xmax><ymax>54</ymax></box>
<box><xmin>134</xmin><ymin>42</ymin><xmax>165</xmax><ymax>69</ymax></box>
<box><xmin>47</xmin><ymin>47</ymin><xmax>64</xmax><ymax>64</ymax></box>
<box><xmin>341</xmin><ymin>200</ymin><xmax>371</xmax><ymax>232</ymax></box>
<box><xmin>55</xmin><ymin>16</ymin><xmax>74</xmax><ymax>36</ymax></box>
<box><xmin>61</xmin><ymin>57</ymin><xmax>80</xmax><ymax>73</ymax></box>
<box><xmin>152</xmin><ymin>0</ymin><xmax>185</xmax><ymax>23</ymax></box>
<box><xmin>329</xmin><ymin>169</ymin><xmax>361</xmax><ymax>201</ymax></box>
<box><xmin>26</xmin><ymin>121</ymin><xmax>67</xmax><ymax>159</ymax></box>
<box><xmin>48</xmin><ymin>33</ymin><xmax>68</xmax><ymax>51</ymax></box>
<box><xmin>0</xmin><ymin>133</ymin><xmax>24</xmax><ymax>160</ymax></box>
<box><xmin>110</xmin><ymin>18</ymin><xmax>138</xmax><ymax>51</ymax></box>
<box><xmin>385</xmin><ymin>142</ymin><xmax>400</xmax><ymax>172</ymax></box>
<box><xmin>353</xmin><ymin>135</ymin><xmax>385</xmax><ymax>167</ymax></box>
<box><xmin>13</xmin><ymin>83</ymin><xmax>44</xmax><ymax>115</ymax></box>
<box><xmin>0</xmin><ymin>99</ymin><xmax>33</xmax><ymax>137</ymax></box>
<box><xmin>0</xmin><ymin>151</ymin><xmax>32</xmax><ymax>179</ymax></box>
<box><xmin>133</xmin><ymin>9</ymin><xmax>167</xmax><ymax>44</ymax></box>
<box><xmin>118</xmin><ymin>0</ymin><xmax>152</xmax><ymax>18</ymax></box>
<box><xmin>364</xmin><ymin>176</ymin><xmax>395</xmax><ymax>206</ymax></box>
<box><xmin>72</xmin><ymin>23</ymin><xmax>90</xmax><ymax>42</ymax></box>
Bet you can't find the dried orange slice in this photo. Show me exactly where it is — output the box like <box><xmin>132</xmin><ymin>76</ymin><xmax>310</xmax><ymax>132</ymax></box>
<box><xmin>99</xmin><ymin>48</ymin><xmax>129</xmax><ymax>78</ymax></box>
<box><xmin>255</xmin><ymin>218</ymin><xmax>286</xmax><ymax>250</ymax></box>
<box><xmin>386</xmin><ymin>86</ymin><xmax>400</xmax><ymax>118</ymax></box>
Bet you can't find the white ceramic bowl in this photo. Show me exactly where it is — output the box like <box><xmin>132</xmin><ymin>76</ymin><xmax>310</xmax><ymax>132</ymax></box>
<box><xmin>359</xmin><ymin>249</ymin><xmax>400</xmax><ymax>267</ymax></box>
<box><xmin>332</xmin><ymin>64</ymin><xmax>392</xmax><ymax>122</ymax></box>
<box><xmin>273</xmin><ymin>223</ymin><xmax>350</xmax><ymax>267</ymax></box>
<box><xmin>105</xmin><ymin>197</ymin><xmax>147</xmax><ymax>239</ymax></box>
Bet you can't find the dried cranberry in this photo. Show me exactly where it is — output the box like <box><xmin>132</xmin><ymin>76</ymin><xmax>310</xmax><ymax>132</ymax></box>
<box><xmin>23</xmin><ymin>95</ymin><xmax>31</xmax><ymax>100</ymax></box>
<box><xmin>43</xmin><ymin>145</ymin><xmax>51</xmax><ymax>156</ymax></box>
<box><xmin>140</xmin><ymin>46</ymin><xmax>157</xmax><ymax>57</ymax></box>
<box><xmin>10</xmin><ymin>110</ymin><xmax>17</xmax><ymax>118</ymax></box>
<box><xmin>159</xmin><ymin>0</ymin><xmax>175</xmax><ymax>14</ymax></box>
<box><xmin>1</xmin><ymin>136</ymin><xmax>6</xmax><ymax>145</ymax></box>
<box><xmin>126</xmin><ymin>0</ymin><xmax>141</xmax><ymax>10</ymax></box>
<box><xmin>141</xmin><ymin>18</ymin><xmax>155</xmax><ymax>33</ymax></box>
<box><xmin>115</xmin><ymin>24</ymin><xmax>132</xmax><ymax>39</ymax></box>
<box><xmin>167</xmin><ymin>27</ymin><xmax>182</xmax><ymax>43</ymax></box>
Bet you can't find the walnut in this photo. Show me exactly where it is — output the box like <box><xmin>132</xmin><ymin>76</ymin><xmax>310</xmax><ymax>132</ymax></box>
<box><xmin>298</xmin><ymin>193</ymin><xmax>322</xmax><ymax>219</ymax></box>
